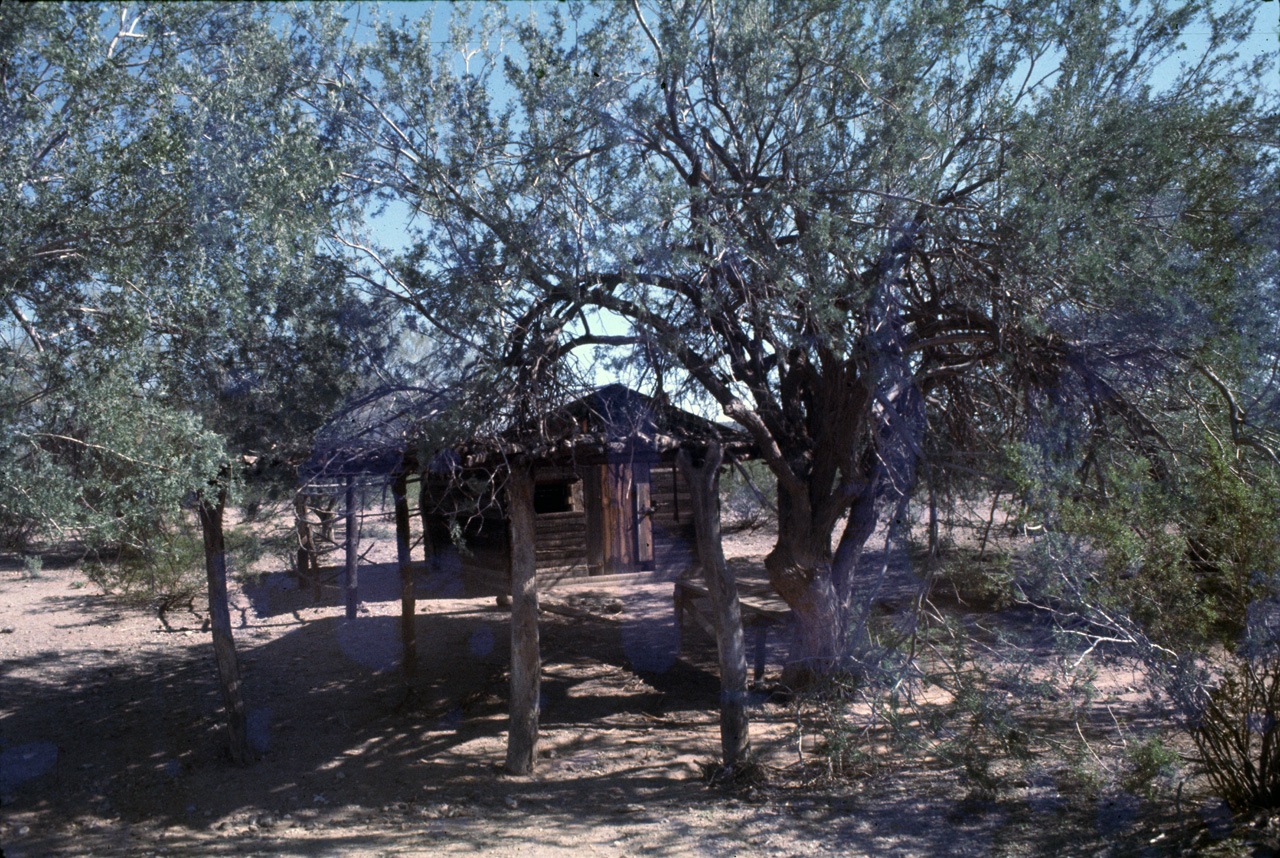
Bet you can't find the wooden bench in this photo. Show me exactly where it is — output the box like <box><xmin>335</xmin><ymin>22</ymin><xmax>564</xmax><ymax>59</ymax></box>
<box><xmin>673</xmin><ymin>578</ymin><xmax>790</xmax><ymax>683</ymax></box>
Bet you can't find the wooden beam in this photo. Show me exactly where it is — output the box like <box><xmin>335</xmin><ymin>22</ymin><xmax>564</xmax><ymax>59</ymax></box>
<box><xmin>678</xmin><ymin>442</ymin><xmax>750</xmax><ymax>770</ymax></box>
<box><xmin>393</xmin><ymin>473</ymin><xmax>417</xmax><ymax>681</ymax></box>
<box><xmin>583</xmin><ymin>465</ymin><xmax>604</xmax><ymax>574</ymax></box>
<box><xmin>344</xmin><ymin>476</ymin><xmax>359</xmax><ymax>620</ymax></box>
<box><xmin>505</xmin><ymin>462</ymin><xmax>540</xmax><ymax>774</ymax></box>
<box><xmin>293</xmin><ymin>492</ymin><xmax>312</xmax><ymax>582</ymax></box>
<box><xmin>602</xmin><ymin>463</ymin><xmax>635</xmax><ymax>573</ymax></box>
<box><xmin>635</xmin><ymin>460</ymin><xmax>654</xmax><ymax>567</ymax></box>
<box><xmin>418</xmin><ymin>478</ymin><xmax>436</xmax><ymax>574</ymax></box>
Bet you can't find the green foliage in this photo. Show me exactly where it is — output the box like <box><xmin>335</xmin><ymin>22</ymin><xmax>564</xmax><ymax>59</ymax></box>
<box><xmin>1120</xmin><ymin>735</ymin><xmax>1180</xmax><ymax>800</ymax></box>
<box><xmin>920</xmin><ymin>643</ymin><xmax>1041</xmax><ymax>797</ymax></box>
<box><xmin>327</xmin><ymin>0</ymin><xmax>1278</xmax><ymax>673</ymax></box>
<box><xmin>933</xmin><ymin>551</ymin><xmax>1017</xmax><ymax>611</ymax></box>
<box><xmin>1057</xmin><ymin>441</ymin><xmax>1280</xmax><ymax>651</ymax></box>
<box><xmin>1</xmin><ymin>4</ymin><xmax>390</xmax><ymax>574</ymax></box>
<box><xmin>0</xmin><ymin>508</ymin><xmax>38</xmax><ymax>552</ymax></box>
<box><xmin>85</xmin><ymin>521</ymin><xmax>206</xmax><ymax>607</ymax></box>
<box><xmin>804</xmin><ymin>614</ymin><xmax>1059</xmax><ymax>792</ymax></box>
<box><xmin>796</xmin><ymin>671</ymin><xmax>875</xmax><ymax>780</ymax></box>
<box><xmin>86</xmin><ymin>516</ymin><xmax>263</xmax><ymax>607</ymax></box>
<box><xmin>1018</xmin><ymin>409</ymin><xmax>1280</xmax><ymax>817</ymax></box>
<box><xmin>1056</xmin><ymin>742</ymin><xmax>1106</xmax><ymax>801</ymax></box>
<box><xmin>1</xmin><ymin>362</ymin><xmax>227</xmax><ymax>553</ymax></box>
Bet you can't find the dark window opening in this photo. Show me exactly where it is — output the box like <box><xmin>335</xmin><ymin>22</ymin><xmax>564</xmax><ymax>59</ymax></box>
<box><xmin>534</xmin><ymin>480</ymin><xmax>575</xmax><ymax>514</ymax></box>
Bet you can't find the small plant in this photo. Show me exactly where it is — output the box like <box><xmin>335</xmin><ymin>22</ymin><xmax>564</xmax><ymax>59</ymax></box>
<box><xmin>21</xmin><ymin>554</ymin><xmax>43</xmax><ymax>578</ymax></box>
<box><xmin>795</xmin><ymin>671</ymin><xmax>876</xmax><ymax>780</ymax></box>
<box><xmin>817</xmin><ymin>699</ymin><xmax>873</xmax><ymax>778</ymax></box>
<box><xmin>1056</xmin><ymin>741</ymin><xmax>1105</xmax><ymax>801</ymax></box>
<box><xmin>931</xmin><ymin>657</ymin><xmax>1035</xmax><ymax>797</ymax></box>
<box><xmin>1120</xmin><ymin>735</ymin><xmax>1180</xmax><ymax>799</ymax></box>
<box><xmin>933</xmin><ymin>551</ymin><xmax>1016</xmax><ymax>610</ymax></box>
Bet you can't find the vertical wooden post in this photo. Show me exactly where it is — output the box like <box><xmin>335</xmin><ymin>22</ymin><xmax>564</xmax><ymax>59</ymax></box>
<box><xmin>678</xmin><ymin>442</ymin><xmax>750</xmax><ymax>770</ymax></box>
<box><xmin>393</xmin><ymin>472</ymin><xmax>417</xmax><ymax>681</ymax></box>
<box><xmin>344</xmin><ymin>476</ymin><xmax>359</xmax><ymax>620</ymax></box>
<box><xmin>583</xmin><ymin>466</ymin><xmax>605</xmax><ymax>575</ymax></box>
<box><xmin>505</xmin><ymin>462</ymin><xmax>540</xmax><ymax>774</ymax></box>
<box><xmin>198</xmin><ymin>489</ymin><xmax>254</xmax><ymax>766</ymax></box>
<box><xmin>418</xmin><ymin>478</ymin><xmax>435</xmax><ymax>573</ymax></box>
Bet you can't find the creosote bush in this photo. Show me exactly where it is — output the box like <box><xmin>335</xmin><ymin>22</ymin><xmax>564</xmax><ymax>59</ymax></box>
<box><xmin>1192</xmin><ymin>656</ymin><xmax>1280</xmax><ymax>814</ymax></box>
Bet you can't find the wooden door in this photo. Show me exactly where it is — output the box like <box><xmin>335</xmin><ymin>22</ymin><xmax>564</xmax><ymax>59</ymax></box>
<box><xmin>600</xmin><ymin>463</ymin><xmax>636</xmax><ymax>574</ymax></box>
<box><xmin>634</xmin><ymin>460</ymin><xmax>653</xmax><ymax>569</ymax></box>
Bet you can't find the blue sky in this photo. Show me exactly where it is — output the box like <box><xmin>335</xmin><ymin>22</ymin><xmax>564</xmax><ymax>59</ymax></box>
<box><xmin>359</xmin><ymin>0</ymin><xmax>1278</xmax><ymax>258</ymax></box>
<box><xmin>350</xmin><ymin>0</ymin><xmax>1278</xmax><ymax>400</ymax></box>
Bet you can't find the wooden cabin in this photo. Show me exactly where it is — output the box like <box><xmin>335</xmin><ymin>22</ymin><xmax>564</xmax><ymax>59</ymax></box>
<box><xmin>419</xmin><ymin>385</ymin><xmax>745</xmax><ymax>590</ymax></box>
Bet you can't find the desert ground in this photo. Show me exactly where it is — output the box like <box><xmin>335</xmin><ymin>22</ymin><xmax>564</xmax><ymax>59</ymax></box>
<box><xmin>0</xmin><ymin>511</ymin><xmax>1250</xmax><ymax>857</ymax></box>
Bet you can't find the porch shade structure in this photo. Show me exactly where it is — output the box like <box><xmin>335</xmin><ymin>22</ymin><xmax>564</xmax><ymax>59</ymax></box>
<box><xmin>417</xmin><ymin>384</ymin><xmax>757</xmax><ymax>590</ymax></box>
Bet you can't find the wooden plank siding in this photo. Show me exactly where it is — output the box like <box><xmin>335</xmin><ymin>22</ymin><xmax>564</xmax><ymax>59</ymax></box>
<box><xmin>533</xmin><ymin>510</ymin><xmax>590</xmax><ymax>569</ymax></box>
<box><xmin>418</xmin><ymin>459</ymin><xmax>703</xmax><ymax>592</ymax></box>
<box><xmin>599</xmin><ymin>463</ymin><xmax>635</xmax><ymax>574</ymax></box>
<box><xmin>634</xmin><ymin>460</ymin><xmax>654</xmax><ymax>567</ymax></box>
<box><xmin>649</xmin><ymin>465</ymin><xmax>697</xmax><ymax>577</ymax></box>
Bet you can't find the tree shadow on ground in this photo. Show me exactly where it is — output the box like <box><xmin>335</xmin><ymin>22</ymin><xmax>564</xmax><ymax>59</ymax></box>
<box><xmin>2</xmin><ymin>570</ymin><xmax>733</xmax><ymax>853</ymax></box>
<box><xmin>3</xmin><ymin>558</ymin><xmax>1215</xmax><ymax>858</ymax></box>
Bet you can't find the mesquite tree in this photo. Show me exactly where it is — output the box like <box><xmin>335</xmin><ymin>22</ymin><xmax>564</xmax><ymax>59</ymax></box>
<box><xmin>320</xmin><ymin>0</ymin><xmax>1276</xmax><ymax>676</ymax></box>
<box><xmin>0</xmin><ymin>3</ymin><xmax>384</xmax><ymax>762</ymax></box>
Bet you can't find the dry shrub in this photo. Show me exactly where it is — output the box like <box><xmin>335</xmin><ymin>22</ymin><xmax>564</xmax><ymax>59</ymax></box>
<box><xmin>1193</xmin><ymin>656</ymin><xmax>1280</xmax><ymax>815</ymax></box>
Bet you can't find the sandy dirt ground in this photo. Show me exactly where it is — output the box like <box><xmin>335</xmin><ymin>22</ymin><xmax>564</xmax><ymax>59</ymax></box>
<box><xmin>0</xmin><ymin>515</ymin><xmax>1226</xmax><ymax>857</ymax></box>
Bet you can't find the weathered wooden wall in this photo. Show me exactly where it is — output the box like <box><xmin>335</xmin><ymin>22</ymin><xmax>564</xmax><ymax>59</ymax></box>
<box><xmin>419</xmin><ymin>457</ymin><xmax>703</xmax><ymax>592</ymax></box>
<box><xmin>650</xmin><ymin>463</ymin><xmax>698</xmax><ymax>576</ymax></box>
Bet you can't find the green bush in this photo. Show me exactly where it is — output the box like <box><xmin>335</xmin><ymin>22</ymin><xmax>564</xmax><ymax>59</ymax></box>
<box><xmin>1059</xmin><ymin>446</ymin><xmax>1280</xmax><ymax>651</ymax></box>
<box><xmin>1043</xmin><ymin>432</ymin><xmax>1280</xmax><ymax>817</ymax></box>
<box><xmin>933</xmin><ymin>550</ymin><xmax>1016</xmax><ymax>610</ymax></box>
<box><xmin>85</xmin><ymin>524</ymin><xmax>205</xmax><ymax>606</ymax></box>
<box><xmin>21</xmin><ymin>554</ymin><xmax>43</xmax><ymax>579</ymax></box>
<box><xmin>85</xmin><ymin>515</ymin><xmax>264</xmax><ymax>606</ymax></box>
<box><xmin>1121</xmin><ymin>735</ymin><xmax>1180</xmax><ymax>799</ymax></box>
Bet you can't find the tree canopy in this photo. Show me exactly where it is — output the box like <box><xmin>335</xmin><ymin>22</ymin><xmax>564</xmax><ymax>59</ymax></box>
<box><xmin>0</xmin><ymin>3</ymin><xmax>388</xmax><ymax>551</ymax></box>
<box><xmin>322</xmin><ymin>0</ymin><xmax>1278</xmax><ymax>672</ymax></box>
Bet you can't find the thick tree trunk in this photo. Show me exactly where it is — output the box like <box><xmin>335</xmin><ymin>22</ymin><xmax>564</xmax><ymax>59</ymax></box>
<box><xmin>505</xmin><ymin>462</ymin><xmax>540</xmax><ymax>774</ymax></box>
<box><xmin>767</xmin><ymin>481</ymin><xmax>883</xmax><ymax>685</ymax></box>
<box><xmin>765</xmin><ymin>500</ymin><xmax>841</xmax><ymax>685</ymax></box>
<box><xmin>198</xmin><ymin>491</ymin><xmax>255</xmax><ymax>766</ymax></box>
<box><xmin>679</xmin><ymin>443</ymin><xmax>750</xmax><ymax>769</ymax></box>
<box><xmin>832</xmin><ymin>478</ymin><xmax>878</xmax><ymax>600</ymax></box>
<box><xmin>344</xmin><ymin>476</ymin><xmax>359</xmax><ymax>620</ymax></box>
<box><xmin>392</xmin><ymin>473</ymin><xmax>416</xmax><ymax>681</ymax></box>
